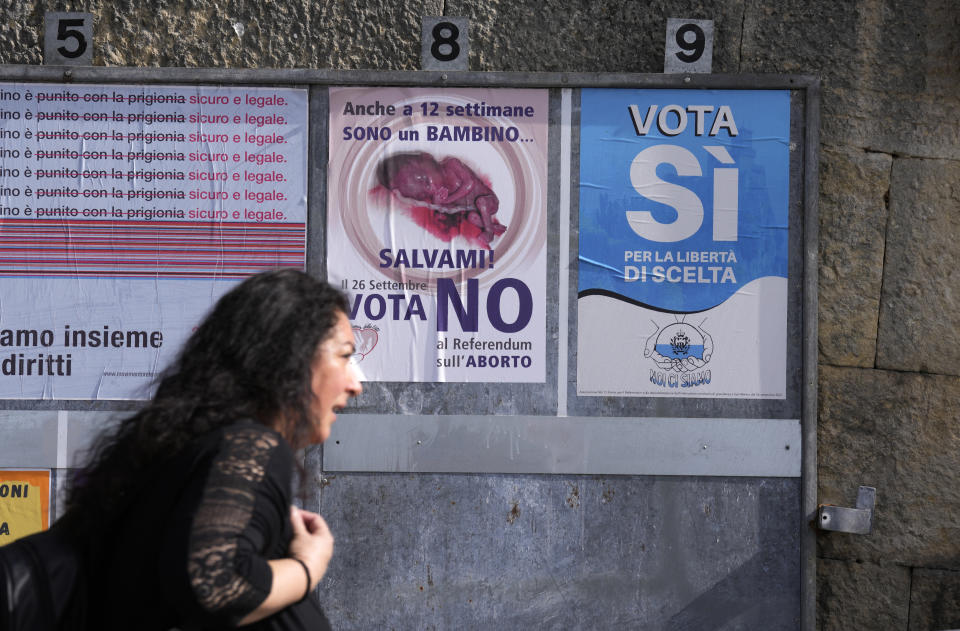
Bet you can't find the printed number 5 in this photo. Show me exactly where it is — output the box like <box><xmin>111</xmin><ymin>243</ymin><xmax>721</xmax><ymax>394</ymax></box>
<box><xmin>57</xmin><ymin>18</ymin><xmax>87</xmax><ymax>59</ymax></box>
<box><xmin>431</xmin><ymin>22</ymin><xmax>460</xmax><ymax>62</ymax></box>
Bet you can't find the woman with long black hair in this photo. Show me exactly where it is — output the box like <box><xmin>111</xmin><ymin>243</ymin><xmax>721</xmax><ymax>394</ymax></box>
<box><xmin>50</xmin><ymin>269</ymin><xmax>361</xmax><ymax>629</ymax></box>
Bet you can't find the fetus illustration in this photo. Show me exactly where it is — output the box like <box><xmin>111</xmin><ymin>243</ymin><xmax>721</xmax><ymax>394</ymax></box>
<box><xmin>376</xmin><ymin>152</ymin><xmax>506</xmax><ymax>246</ymax></box>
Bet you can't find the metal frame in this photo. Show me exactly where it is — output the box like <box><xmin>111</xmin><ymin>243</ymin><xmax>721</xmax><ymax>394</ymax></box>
<box><xmin>0</xmin><ymin>65</ymin><xmax>820</xmax><ymax>631</ymax></box>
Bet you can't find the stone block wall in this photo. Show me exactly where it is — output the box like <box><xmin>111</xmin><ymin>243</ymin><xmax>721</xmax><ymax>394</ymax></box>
<box><xmin>0</xmin><ymin>0</ymin><xmax>958</xmax><ymax>628</ymax></box>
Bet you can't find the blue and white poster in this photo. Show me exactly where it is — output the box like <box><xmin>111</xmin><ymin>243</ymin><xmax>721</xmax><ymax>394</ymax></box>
<box><xmin>577</xmin><ymin>89</ymin><xmax>790</xmax><ymax>398</ymax></box>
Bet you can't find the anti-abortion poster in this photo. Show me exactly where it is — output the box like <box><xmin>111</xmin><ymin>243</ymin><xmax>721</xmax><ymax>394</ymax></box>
<box><xmin>327</xmin><ymin>87</ymin><xmax>548</xmax><ymax>382</ymax></box>
<box><xmin>577</xmin><ymin>89</ymin><xmax>790</xmax><ymax>398</ymax></box>
<box><xmin>0</xmin><ymin>83</ymin><xmax>307</xmax><ymax>399</ymax></box>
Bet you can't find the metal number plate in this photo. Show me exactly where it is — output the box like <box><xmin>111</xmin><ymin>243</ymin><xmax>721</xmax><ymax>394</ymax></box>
<box><xmin>421</xmin><ymin>17</ymin><xmax>469</xmax><ymax>71</ymax></box>
<box><xmin>44</xmin><ymin>12</ymin><xmax>94</xmax><ymax>66</ymax></box>
<box><xmin>664</xmin><ymin>18</ymin><xmax>714</xmax><ymax>74</ymax></box>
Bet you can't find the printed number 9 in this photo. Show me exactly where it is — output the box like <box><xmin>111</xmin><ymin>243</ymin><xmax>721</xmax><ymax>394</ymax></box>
<box><xmin>431</xmin><ymin>22</ymin><xmax>460</xmax><ymax>62</ymax></box>
<box><xmin>56</xmin><ymin>18</ymin><xmax>87</xmax><ymax>59</ymax></box>
<box><xmin>674</xmin><ymin>24</ymin><xmax>704</xmax><ymax>63</ymax></box>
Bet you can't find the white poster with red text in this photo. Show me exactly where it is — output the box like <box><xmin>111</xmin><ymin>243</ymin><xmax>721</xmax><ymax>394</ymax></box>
<box><xmin>0</xmin><ymin>83</ymin><xmax>307</xmax><ymax>399</ymax></box>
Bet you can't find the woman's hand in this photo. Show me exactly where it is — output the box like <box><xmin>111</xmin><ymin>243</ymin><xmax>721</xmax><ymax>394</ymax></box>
<box><xmin>287</xmin><ymin>506</ymin><xmax>334</xmax><ymax>590</ymax></box>
<box><xmin>237</xmin><ymin>507</ymin><xmax>334</xmax><ymax>625</ymax></box>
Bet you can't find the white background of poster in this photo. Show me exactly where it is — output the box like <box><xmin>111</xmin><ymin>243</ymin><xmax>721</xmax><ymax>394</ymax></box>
<box><xmin>327</xmin><ymin>87</ymin><xmax>548</xmax><ymax>383</ymax></box>
<box><xmin>0</xmin><ymin>83</ymin><xmax>307</xmax><ymax>399</ymax></box>
<box><xmin>577</xmin><ymin>277</ymin><xmax>788</xmax><ymax>397</ymax></box>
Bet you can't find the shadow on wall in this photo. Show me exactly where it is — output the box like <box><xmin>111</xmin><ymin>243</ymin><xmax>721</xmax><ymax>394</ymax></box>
<box><xmin>667</xmin><ymin>482</ymin><xmax>799</xmax><ymax>630</ymax></box>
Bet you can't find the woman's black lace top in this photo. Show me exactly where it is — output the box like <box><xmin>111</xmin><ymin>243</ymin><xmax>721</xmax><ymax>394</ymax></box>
<box><xmin>186</xmin><ymin>424</ymin><xmax>281</xmax><ymax>617</ymax></box>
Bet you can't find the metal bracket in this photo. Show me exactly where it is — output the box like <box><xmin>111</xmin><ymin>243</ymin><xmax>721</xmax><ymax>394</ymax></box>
<box><xmin>818</xmin><ymin>486</ymin><xmax>876</xmax><ymax>534</ymax></box>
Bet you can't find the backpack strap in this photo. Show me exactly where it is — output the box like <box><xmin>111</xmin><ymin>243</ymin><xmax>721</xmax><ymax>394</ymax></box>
<box><xmin>0</xmin><ymin>525</ymin><xmax>86</xmax><ymax>631</ymax></box>
<box><xmin>0</xmin><ymin>536</ymin><xmax>57</xmax><ymax>630</ymax></box>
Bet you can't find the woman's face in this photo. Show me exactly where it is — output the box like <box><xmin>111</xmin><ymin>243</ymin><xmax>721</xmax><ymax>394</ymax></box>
<box><xmin>309</xmin><ymin>312</ymin><xmax>362</xmax><ymax>443</ymax></box>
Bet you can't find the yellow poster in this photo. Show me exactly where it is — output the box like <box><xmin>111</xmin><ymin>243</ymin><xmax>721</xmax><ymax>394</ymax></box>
<box><xmin>0</xmin><ymin>470</ymin><xmax>50</xmax><ymax>545</ymax></box>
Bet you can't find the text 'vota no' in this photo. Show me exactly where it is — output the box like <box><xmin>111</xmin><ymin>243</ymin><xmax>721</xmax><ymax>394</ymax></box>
<box><xmin>349</xmin><ymin>278</ymin><xmax>533</xmax><ymax>334</ymax></box>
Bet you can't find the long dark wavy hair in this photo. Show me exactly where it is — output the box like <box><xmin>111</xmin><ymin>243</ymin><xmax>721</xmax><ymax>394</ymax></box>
<box><xmin>65</xmin><ymin>268</ymin><xmax>349</xmax><ymax>533</ymax></box>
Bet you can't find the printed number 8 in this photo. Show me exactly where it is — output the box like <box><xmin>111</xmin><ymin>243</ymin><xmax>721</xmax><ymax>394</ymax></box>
<box><xmin>675</xmin><ymin>24</ymin><xmax>704</xmax><ymax>63</ymax></box>
<box><xmin>431</xmin><ymin>22</ymin><xmax>460</xmax><ymax>62</ymax></box>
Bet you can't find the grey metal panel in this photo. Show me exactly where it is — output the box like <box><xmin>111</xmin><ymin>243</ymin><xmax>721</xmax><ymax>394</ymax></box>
<box><xmin>324</xmin><ymin>414</ymin><xmax>800</xmax><ymax>477</ymax></box>
<box><xmin>0</xmin><ymin>397</ymin><xmax>141</xmax><ymax>411</ymax></box>
<box><xmin>0</xmin><ymin>410</ymin><xmax>120</xmax><ymax>469</ymax></box>
<box><xmin>556</xmin><ymin>88</ymin><xmax>574</xmax><ymax>416</ymax></box>
<box><xmin>0</xmin><ymin>65</ymin><xmax>819</xmax><ymax>90</ymax></box>
<box><xmin>307</xmin><ymin>84</ymin><xmax>329</xmax><ymax>279</ymax></box>
<box><xmin>0</xmin><ymin>410</ymin><xmax>59</xmax><ymax>467</ymax></box>
<box><xmin>313</xmin><ymin>472</ymin><xmax>801</xmax><ymax>631</ymax></box>
<box><xmin>800</xmin><ymin>79</ymin><xmax>822</xmax><ymax>631</ymax></box>
<box><xmin>64</xmin><ymin>411</ymin><xmax>122</xmax><ymax>468</ymax></box>
<box><xmin>50</xmin><ymin>468</ymin><xmax>65</xmax><ymax>522</ymax></box>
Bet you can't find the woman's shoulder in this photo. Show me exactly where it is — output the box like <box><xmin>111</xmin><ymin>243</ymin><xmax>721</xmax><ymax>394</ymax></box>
<box><xmin>206</xmin><ymin>419</ymin><xmax>294</xmax><ymax>480</ymax></box>
<box><xmin>216</xmin><ymin>419</ymin><xmax>287</xmax><ymax>447</ymax></box>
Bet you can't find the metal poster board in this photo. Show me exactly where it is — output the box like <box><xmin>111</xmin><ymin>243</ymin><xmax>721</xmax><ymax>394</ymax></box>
<box><xmin>0</xmin><ymin>65</ymin><xmax>819</xmax><ymax>486</ymax></box>
<box><xmin>0</xmin><ymin>66</ymin><xmax>819</xmax><ymax>629</ymax></box>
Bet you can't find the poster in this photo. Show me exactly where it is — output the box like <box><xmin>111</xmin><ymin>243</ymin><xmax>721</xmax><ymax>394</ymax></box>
<box><xmin>0</xmin><ymin>83</ymin><xmax>308</xmax><ymax>399</ymax></box>
<box><xmin>0</xmin><ymin>470</ymin><xmax>50</xmax><ymax>543</ymax></box>
<box><xmin>327</xmin><ymin>87</ymin><xmax>548</xmax><ymax>382</ymax></box>
<box><xmin>577</xmin><ymin>89</ymin><xmax>790</xmax><ymax>398</ymax></box>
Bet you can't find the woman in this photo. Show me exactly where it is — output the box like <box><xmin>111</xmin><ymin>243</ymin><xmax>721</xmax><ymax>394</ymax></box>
<box><xmin>60</xmin><ymin>269</ymin><xmax>362</xmax><ymax>629</ymax></box>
